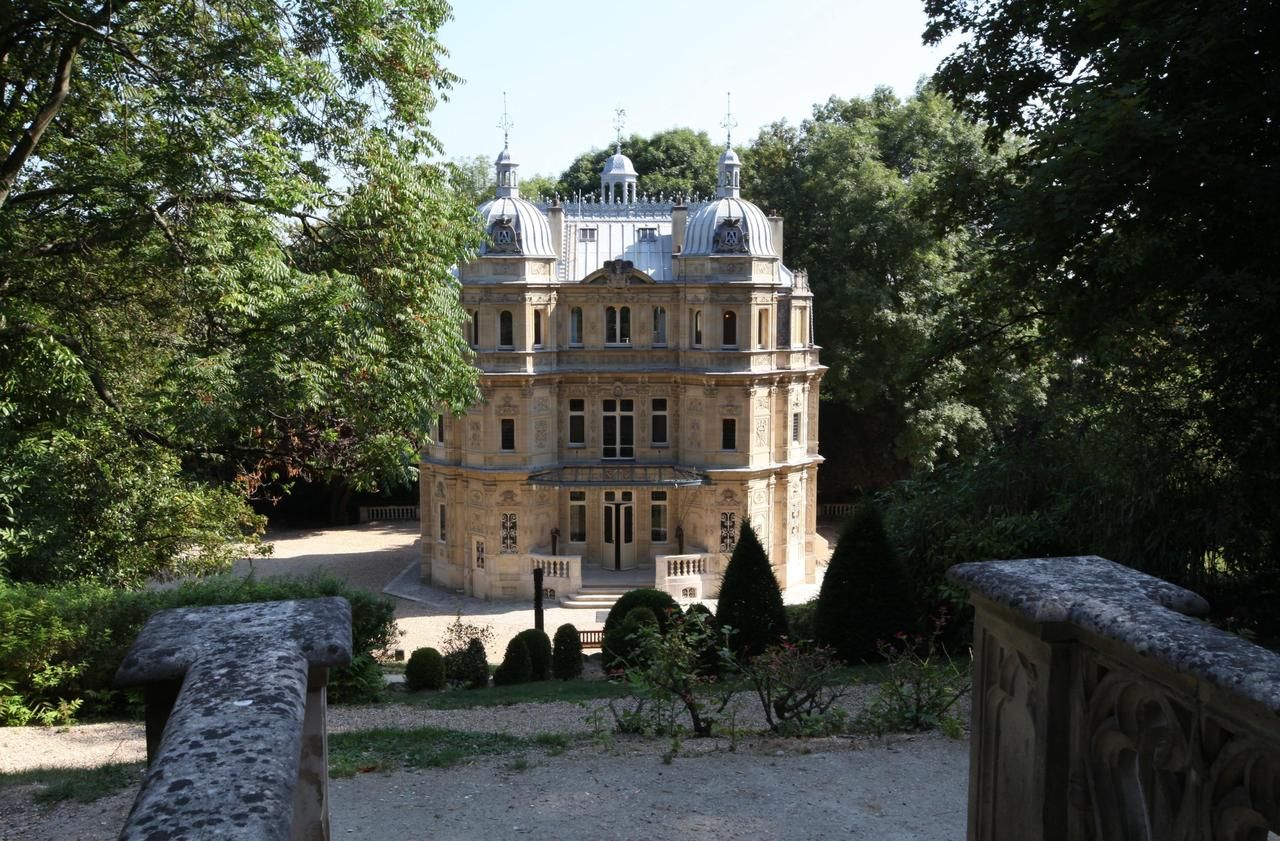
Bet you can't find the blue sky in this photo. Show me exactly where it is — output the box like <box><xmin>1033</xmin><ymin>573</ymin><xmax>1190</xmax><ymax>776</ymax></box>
<box><xmin>428</xmin><ymin>1</ymin><xmax>953</xmax><ymax>177</ymax></box>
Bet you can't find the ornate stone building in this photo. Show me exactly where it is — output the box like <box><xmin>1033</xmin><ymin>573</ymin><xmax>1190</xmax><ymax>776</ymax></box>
<box><xmin>420</xmin><ymin>135</ymin><xmax>824</xmax><ymax>601</ymax></box>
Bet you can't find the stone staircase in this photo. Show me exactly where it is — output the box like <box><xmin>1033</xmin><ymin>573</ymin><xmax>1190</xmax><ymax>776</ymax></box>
<box><xmin>560</xmin><ymin>584</ymin><xmax>631</xmax><ymax>612</ymax></box>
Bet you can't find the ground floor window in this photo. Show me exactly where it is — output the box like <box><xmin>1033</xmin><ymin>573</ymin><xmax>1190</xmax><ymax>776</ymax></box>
<box><xmin>569</xmin><ymin>491</ymin><xmax>587</xmax><ymax>542</ymax></box>
<box><xmin>650</xmin><ymin>490</ymin><xmax>668</xmax><ymax>542</ymax></box>
<box><xmin>500</xmin><ymin>512</ymin><xmax>518</xmax><ymax>553</ymax></box>
<box><xmin>719</xmin><ymin>512</ymin><xmax>736</xmax><ymax>552</ymax></box>
<box><xmin>438</xmin><ymin>503</ymin><xmax>446</xmax><ymax>542</ymax></box>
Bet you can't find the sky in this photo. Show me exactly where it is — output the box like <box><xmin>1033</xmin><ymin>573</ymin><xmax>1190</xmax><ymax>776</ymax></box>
<box><xmin>428</xmin><ymin>0</ymin><xmax>953</xmax><ymax>178</ymax></box>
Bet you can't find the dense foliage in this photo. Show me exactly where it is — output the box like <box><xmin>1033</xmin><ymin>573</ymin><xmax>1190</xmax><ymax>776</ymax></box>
<box><xmin>0</xmin><ymin>574</ymin><xmax>399</xmax><ymax>723</ymax></box>
<box><xmin>551</xmin><ymin>623</ymin><xmax>583</xmax><ymax>681</ymax></box>
<box><xmin>0</xmin><ymin>0</ymin><xmax>481</xmax><ymax>585</ymax></box>
<box><xmin>404</xmin><ymin>647</ymin><xmax>446</xmax><ymax>692</ymax></box>
<box><xmin>715</xmin><ymin>519</ymin><xmax>788</xmax><ymax>659</ymax></box>
<box><xmin>444</xmin><ymin>638</ymin><xmax>490</xmax><ymax>691</ymax></box>
<box><xmin>815</xmin><ymin>505</ymin><xmax>917</xmax><ymax>663</ymax></box>
<box><xmin>554</xmin><ymin>129</ymin><xmax>720</xmax><ymax>200</ymax></box>
<box><xmin>513</xmin><ymin>628</ymin><xmax>551</xmax><ymax>682</ymax></box>
<box><xmin>492</xmin><ymin>636</ymin><xmax>532</xmax><ymax>687</ymax></box>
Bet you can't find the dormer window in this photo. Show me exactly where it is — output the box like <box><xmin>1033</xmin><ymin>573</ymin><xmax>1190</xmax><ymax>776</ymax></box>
<box><xmin>638</xmin><ymin>227</ymin><xmax>658</xmax><ymax>242</ymax></box>
<box><xmin>579</xmin><ymin>228</ymin><xmax>597</xmax><ymax>242</ymax></box>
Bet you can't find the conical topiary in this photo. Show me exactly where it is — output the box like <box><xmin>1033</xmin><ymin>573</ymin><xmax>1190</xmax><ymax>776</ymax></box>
<box><xmin>814</xmin><ymin>502</ymin><xmax>917</xmax><ymax>663</ymax></box>
<box><xmin>715</xmin><ymin>518</ymin><xmax>788</xmax><ymax>659</ymax></box>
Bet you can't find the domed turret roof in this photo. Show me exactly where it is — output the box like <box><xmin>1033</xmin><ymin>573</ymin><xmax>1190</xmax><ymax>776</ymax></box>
<box><xmin>602</xmin><ymin>148</ymin><xmax>637</xmax><ymax>176</ymax></box>
<box><xmin>681</xmin><ymin>197</ymin><xmax>777</xmax><ymax>257</ymax></box>
<box><xmin>477</xmin><ymin>196</ymin><xmax>556</xmax><ymax>258</ymax></box>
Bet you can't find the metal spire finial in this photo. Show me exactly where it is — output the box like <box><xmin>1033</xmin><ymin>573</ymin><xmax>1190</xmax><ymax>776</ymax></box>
<box><xmin>612</xmin><ymin>107</ymin><xmax>626</xmax><ymax>152</ymax></box>
<box><xmin>498</xmin><ymin>91</ymin><xmax>514</xmax><ymax>147</ymax></box>
<box><xmin>721</xmin><ymin>92</ymin><xmax>738</xmax><ymax>148</ymax></box>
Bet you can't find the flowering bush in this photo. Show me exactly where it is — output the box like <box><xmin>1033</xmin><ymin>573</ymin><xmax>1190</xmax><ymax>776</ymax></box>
<box><xmin>856</xmin><ymin>612</ymin><xmax>970</xmax><ymax>737</ymax></box>
<box><xmin>743</xmin><ymin>640</ymin><xmax>848</xmax><ymax>735</ymax></box>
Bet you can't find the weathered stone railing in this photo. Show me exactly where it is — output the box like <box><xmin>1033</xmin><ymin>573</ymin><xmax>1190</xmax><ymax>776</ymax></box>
<box><xmin>656</xmin><ymin>553</ymin><xmax>721</xmax><ymax>599</ymax></box>
<box><xmin>114</xmin><ymin>598</ymin><xmax>353</xmax><ymax>841</ymax></box>
<box><xmin>817</xmin><ymin>502</ymin><xmax>854</xmax><ymax>520</ymax></box>
<box><xmin>529</xmin><ymin>553</ymin><xmax>581</xmax><ymax>601</ymax></box>
<box><xmin>358</xmin><ymin>504</ymin><xmax>418</xmax><ymax>522</ymax></box>
<box><xmin>948</xmin><ymin>555</ymin><xmax>1280</xmax><ymax>841</ymax></box>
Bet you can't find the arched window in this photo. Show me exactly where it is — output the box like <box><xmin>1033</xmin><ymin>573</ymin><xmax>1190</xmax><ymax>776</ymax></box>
<box><xmin>757</xmin><ymin>309</ymin><xmax>769</xmax><ymax>350</ymax></box>
<box><xmin>499</xmin><ymin>310</ymin><xmax>513</xmax><ymax>349</ymax></box>
<box><xmin>652</xmin><ymin>306</ymin><xmax>667</xmax><ymax>346</ymax></box>
<box><xmin>569</xmin><ymin>307</ymin><xmax>583</xmax><ymax>345</ymax></box>
<box><xmin>533</xmin><ymin>310</ymin><xmax>544</xmax><ymax>348</ymax></box>
<box><xmin>605</xmin><ymin>306</ymin><xmax>631</xmax><ymax>344</ymax></box>
<box><xmin>722</xmin><ymin>310</ymin><xmax>737</xmax><ymax>348</ymax></box>
<box><xmin>692</xmin><ymin>309</ymin><xmax>703</xmax><ymax>347</ymax></box>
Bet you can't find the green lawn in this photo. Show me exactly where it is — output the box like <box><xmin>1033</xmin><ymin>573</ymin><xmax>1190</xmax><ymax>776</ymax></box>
<box><xmin>385</xmin><ymin>676</ymin><xmax>633</xmax><ymax>709</ymax></box>
<box><xmin>328</xmin><ymin>727</ymin><xmax>573</xmax><ymax>777</ymax></box>
<box><xmin>0</xmin><ymin>762</ymin><xmax>145</xmax><ymax>805</ymax></box>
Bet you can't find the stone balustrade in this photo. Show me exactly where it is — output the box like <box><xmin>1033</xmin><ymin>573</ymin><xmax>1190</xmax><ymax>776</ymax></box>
<box><xmin>948</xmin><ymin>555</ymin><xmax>1280</xmax><ymax>841</ymax></box>
<box><xmin>114</xmin><ymin>598</ymin><xmax>353</xmax><ymax>841</ymax></box>
<box><xmin>656</xmin><ymin>553</ymin><xmax>720</xmax><ymax>599</ymax></box>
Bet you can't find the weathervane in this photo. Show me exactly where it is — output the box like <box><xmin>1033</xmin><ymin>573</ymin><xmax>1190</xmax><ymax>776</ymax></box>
<box><xmin>612</xmin><ymin>107</ymin><xmax>626</xmax><ymax>151</ymax></box>
<box><xmin>721</xmin><ymin>92</ymin><xmax>737</xmax><ymax>147</ymax></box>
<box><xmin>498</xmin><ymin>91</ymin><xmax>514</xmax><ymax>147</ymax></box>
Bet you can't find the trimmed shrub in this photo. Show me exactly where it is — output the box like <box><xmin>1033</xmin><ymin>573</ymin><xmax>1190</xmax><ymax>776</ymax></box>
<box><xmin>445</xmin><ymin>638</ymin><xmax>490</xmax><ymax>690</ymax></box>
<box><xmin>0</xmin><ymin>573</ymin><xmax>401</xmax><ymax>722</ymax></box>
<box><xmin>602</xmin><ymin>588</ymin><xmax>680</xmax><ymax>670</ymax></box>
<box><xmin>551</xmin><ymin>623</ymin><xmax>583</xmax><ymax>680</ymax></box>
<box><xmin>404</xmin><ymin>647</ymin><xmax>446</xmax><ymax>691</ymax></box>
<box><xmin>785</xmin><ymin>599</ymin><xmax>818</xmax><ymax>643</ymax></box>
<box><xmin>493</xmin><ymin>636</ymin><xmax>533</xmax><ymax>686</ymax></box>
<box><xmin>514</xmin><ymin>629</ymin><xmax>552</xmax><ymax>681</ymax></box>
<box><xmin>684</xmin><ymin>603</ymin><xmax>726</xmax><ymax>677</ymax></box>
<box><xmin>716</xmin><ymin>518</ymin><xmax>788</xmax><ymax>659</ymax></box>
<box><xmin>604</xmin><ymin>606</ymin><xmax>659</xmax><ymax>672</ymax></box>
<box><xmin>815</xmin><ymin>503</ymin><xmax>917</xmax><ymax>663</ymax></box>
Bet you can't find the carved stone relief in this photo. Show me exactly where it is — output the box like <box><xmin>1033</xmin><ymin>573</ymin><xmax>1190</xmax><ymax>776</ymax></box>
<box><xmin>534</xmin><ymin>419</ymin><xmax>548</xmax><ymax>448</ymax></box>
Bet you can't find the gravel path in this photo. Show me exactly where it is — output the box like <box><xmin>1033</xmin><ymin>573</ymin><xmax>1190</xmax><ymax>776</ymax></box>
<box><xmin>0</xmin><ymin>523</ymin><xmax>969</xmax><ymax>840</ymax></box>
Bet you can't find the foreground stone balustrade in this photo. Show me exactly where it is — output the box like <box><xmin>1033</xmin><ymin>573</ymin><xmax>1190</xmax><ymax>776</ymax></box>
<box><xmin>948</xmin><ymin>555</ymin><xmax>1280</xmax><ymax>841</ymax></box>
<box><xmin>114</xmin><ymin>598</ymin><xmax>353</xmax><ymax>841</ymax></box>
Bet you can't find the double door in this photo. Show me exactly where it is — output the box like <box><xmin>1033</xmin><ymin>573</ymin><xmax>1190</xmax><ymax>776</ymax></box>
<box><xmin>602</xmin><ymin>490</ymin><xmax>635</xmax><ymax>570</ymax></box>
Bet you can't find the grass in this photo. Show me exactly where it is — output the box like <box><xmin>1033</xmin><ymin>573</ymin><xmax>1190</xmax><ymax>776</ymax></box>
<box><xmin>0</xmin><ymin>762</ymin><xmax>144</xmax><ymax>805</ymax></box>
<box><xmin>328</xmin><ymin>726</ymin><xmax>577</xmax><ymax>777</ymax></box>
<box><xmin>389</xmin><ymin>677</ymin><xmax>633</xmax><ymax>710</ymax></box>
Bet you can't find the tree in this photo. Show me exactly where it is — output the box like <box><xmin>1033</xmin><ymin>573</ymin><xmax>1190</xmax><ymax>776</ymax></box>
<box><xmin>744</xmin><ymin>89</ymin><xmax>1032</xmax><ymax>490</ymax></box>
<box><xmin>815</xmin><ymin>503</ymin><xmax>916</xmax><ymax>663</ymax></box>
<box><xmin>715</xmin><ymin>518</ymin><xmax>788</xmax><ymax>659</ymax></box>
<box><xmin>922</xmin><ymin>1</ymin><xmax>1280</xmax><ymax>580</ymax></box>
<box><xmin>0</xmin><ymin>0</ymin><xmax>481</xmax><ymax>584</ymax></box>
<box><xmin>555</xmin><ymin>128</ymin><xmax>720</xmax><ymax>200</ymax></box>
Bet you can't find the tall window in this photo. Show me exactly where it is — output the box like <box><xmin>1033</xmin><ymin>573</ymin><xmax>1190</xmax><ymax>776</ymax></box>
<box><xmin>500</xmin><ymin>418</ymin><xmax>515</xmax><ymax>451</ymax></box>
<box><xmin>719</xmin><ymin>512</ymin><xmax>736</xmax><ymax>552</ymax></box>
<box><xmin>721</xmin><ymin>418</ymin><xmax>736</xmax><ymax>451</ymax></box>
<box><xmin>568</xmin><ymin>399</ymin><xmax>585</xmax><ymax>447</ymax></box>
<box><xmin>569</xmin><ymin>307</ymin><xmax>583</xmax><ymax>345</ymax></box>
<box><xmin>651</xmin><ymin>398</ymin><xmax>668</xmax><ymax>446</ymax></box>
<box><xmin>757</xmin><ymin>310</ymin><xmax>769</xmax><ymax>349</ymax></box>
<box><xmin>438</xmin><ymin>503</ymin><xmax>446</xmax><ymax>542</ymax></box>
<box><xmin>470</xmin><ymin>310</ymin><xmax>480</xmax><ymax>347</ymax></box>
<box><xmin>533</xmin><ymin>310</ymin><xmax>544</xmax><ymax>348</ymax></box>
<box><xmin>792</xmin><ymin>411</ymin><xmax>802</xmax><ymax>443</ymax></box>
<box><xmin>500</xmin><ymin>512</ymin><xmax>517</xmax><ymax>553</ymax></box>
<box><xmin>692</xmin><ymin>309</ymin><xmax>703</xmax><ymax>347</ymax></box>
<box><xmin>569</xmin><ymin>491</ymin><xmax>587</xmax><ymax>542</ymax></box>
<box><xmin>605</xmin><ymin>306</ymin><xmax>631</xmax><ymax>344</ymax></box>
<box><xmin>499</xmin><ymin>310</ymin><xmax>514</xmax><ymax>348</ymax></box>
<box><xmin>602</xmin><ymin>399</ymin><xmax>634</xmax><ymax>459</ymax></box>
<box><xmin>652</xmin><ymin>306</ymin><xmax>667</xmax><ymax>346</ymax></box>
<box><xmin>436</xmin><ymin>413</ymin><xmax>445</xmax><ymax>444</ymax></box>
<box><xmin>650</xmin><ymin>491</ymin><xmax>668</xmax><ymax>543</ymax></box>
<box><xmin>722</xmin><ymin>310</ymin><xmax>737</xmax><ymax>347</ymax></box>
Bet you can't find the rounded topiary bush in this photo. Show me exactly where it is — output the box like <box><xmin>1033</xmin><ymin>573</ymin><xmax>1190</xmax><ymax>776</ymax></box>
<box><xmin>604</xmin><ymin>605</ymin><xmax>660</xmax><ymax>672</ymax></box>
<box><xmin>551</xmin><ymin>623</ymin><xmax>583</xmax><ymax>680</ymax></box>
<box><xmin>445</xmin><ymin>637</ymin><xmax>490</xmax><ymax>689</ymax></box>
<box><xmin>493</xmin><ymin>636</ymin><xmax>533</xmax><ymax>686</ymax></box>
<box><xmin>603</xmin><ymin>588</ymin><xmax>681</xmax><ymax>637</ymax></box>
<box><xmin>684</xmin><ymin>602</ymin><xmax>725</xmax><ymax>677</ymax></box>
<box><xmin>514</xmin><ymin>628</ymin><xmax>552</xmax><ymax>681</ymax></box>
<box><xmin>404</xmin><ymin>646</ymin><xmax>446</xmax><ymax>691</ymax></box>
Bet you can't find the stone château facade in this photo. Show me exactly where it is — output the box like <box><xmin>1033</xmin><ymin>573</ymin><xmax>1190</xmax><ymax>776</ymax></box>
<box><xmin>420</xmin><ymin>133</ymin><xmax>824</xmax><ymax>601</ymax></box>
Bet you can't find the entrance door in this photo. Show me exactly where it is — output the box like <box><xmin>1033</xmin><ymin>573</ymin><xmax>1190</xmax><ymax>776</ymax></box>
<box><xmin>602</xmin><ymin>491</ymin><xmax>635</xmax><ymax>570</ymax></box>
